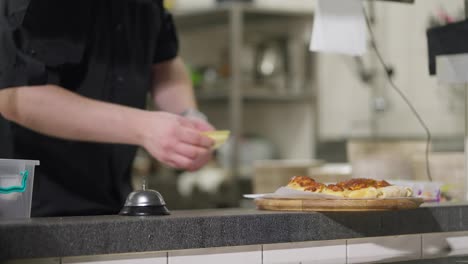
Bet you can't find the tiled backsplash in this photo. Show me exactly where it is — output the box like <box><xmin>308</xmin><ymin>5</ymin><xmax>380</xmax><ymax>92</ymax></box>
<box><xmin>7</xmin><ymin>232</ymin><xmax>468</xmax><ymax>264</ymax></box>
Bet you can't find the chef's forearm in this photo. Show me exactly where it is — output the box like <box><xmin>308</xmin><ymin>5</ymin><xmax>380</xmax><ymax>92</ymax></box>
<box><xmin>0</xmin><ymin>85</ymin><xmax>148</xmax><ymax>145</ymax></box>
<box><xmin>151</xmin><ymin>57</ymin><xmax>197</xmax><ymax>114</ymax></box>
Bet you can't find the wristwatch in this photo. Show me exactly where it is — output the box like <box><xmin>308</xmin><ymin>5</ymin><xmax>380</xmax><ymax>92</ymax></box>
<box><xmin>180</xmin><ymin>108</ymin><xmax>208</xmax><ymax>121</ymax></box>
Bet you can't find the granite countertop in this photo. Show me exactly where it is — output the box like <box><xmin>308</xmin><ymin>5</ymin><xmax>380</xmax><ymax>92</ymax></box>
<box><xmin>1</xmin><ymin>203</ymin><xmax>468</xmax><ymax>261</ymax></box>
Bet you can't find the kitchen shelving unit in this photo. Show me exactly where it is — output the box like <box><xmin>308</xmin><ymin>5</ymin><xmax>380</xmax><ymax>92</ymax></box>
<box><xmin>173</xmin><ymin>2</ymin><xmax>316</xmax><ymax>203</ymax></box>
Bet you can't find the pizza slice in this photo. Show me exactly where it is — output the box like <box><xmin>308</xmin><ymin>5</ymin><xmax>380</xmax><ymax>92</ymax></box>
<box><xmin>201</xmin><ymin>130</ymin><xmax>230</xmax><ymax>149</ymax></box>
<box><xmin>334</xmin><ymin>178</ymin><xmax>413</xmax><ymax>198</ymax></box>
<box><xmin>321</xmin><ymin>184</ymin><xmax>348</xmax><ymax>197</ymax></box>
<box><xmin>287</xmin><ymin>176</ymin><xmax>326</xmax><ymax>192</ymax></box>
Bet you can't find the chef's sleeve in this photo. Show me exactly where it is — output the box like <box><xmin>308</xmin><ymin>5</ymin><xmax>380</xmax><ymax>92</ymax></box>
<box><xmin>0</xmin><ymin>0</ymin><xmax>61</xmax><ymax>90</ymax></box>
<box><xmin>152</xmin><ymin>3</ymin><xmax>179</xmax><ymax>64</ymax></box>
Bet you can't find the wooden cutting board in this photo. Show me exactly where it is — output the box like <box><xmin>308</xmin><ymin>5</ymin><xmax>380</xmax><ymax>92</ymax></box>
<box><xmin>255</xmin><ymin>198</ymin><xmax>424</xmax><ymax>212</ymax></box>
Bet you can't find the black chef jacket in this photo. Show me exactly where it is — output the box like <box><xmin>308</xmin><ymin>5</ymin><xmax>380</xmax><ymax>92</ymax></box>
<box><xmin>0</xmin><ymin>0</ymin><xmax>179</xmax><ymax>216</ymax></box>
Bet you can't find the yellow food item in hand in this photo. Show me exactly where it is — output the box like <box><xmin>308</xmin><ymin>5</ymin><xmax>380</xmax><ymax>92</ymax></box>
<box><xmin>201</xmin><ymin>130</ymin><xmax>230</xmax><ymax>149</ymax></box>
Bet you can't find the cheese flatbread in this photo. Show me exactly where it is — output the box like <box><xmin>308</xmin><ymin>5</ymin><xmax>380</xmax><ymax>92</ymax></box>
<box><xmin>286</xmin><ymin>176</ymin><xmax>412</xmax><ymax>199</ymax></box>
<box><xmin>378</xmin><ymin>186</ymin><xmax>413</xmax><ymax>198</ymax></box>
<box><xmin>321</xmin><ymin>188</ymin><xmax>347</xmax><ymax>197</ymax></box>
<box><xmin>346</xmin><ymin>187</ymin><xmax>380</xmax><ymax>199</ymax></box>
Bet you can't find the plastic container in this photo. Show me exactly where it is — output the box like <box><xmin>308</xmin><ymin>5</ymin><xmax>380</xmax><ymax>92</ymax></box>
<box><xmin>389</xmin><ymin>180</ymin><xmax>443</xmax><ymax>202</ymax></box>
<box><xmin>0</xmin><ymin>159</ymin><xmax>39</xmax><ymax>219</ymax></box>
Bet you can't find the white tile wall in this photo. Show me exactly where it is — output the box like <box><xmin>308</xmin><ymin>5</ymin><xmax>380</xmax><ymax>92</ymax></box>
<box><xmin>423</xmin><ymin>231</ymin><xmax>468</xmax><ymax>259</ymax></box>
<box><xmin>61</xmin><ymin>252</ymin><xmax>167</xmax><ymax>264</ymax></box>
<box><xmin>263</xmin><ymin>240</ymin><xmax>346</xmax><ymax>264</ymax></box>
<box><xmin>168</xmin><ymin>245</ymin><xmax>261</xmax><ymax>264</ymax></box>
<box><xmin>317</xmin><ymin>0</ymin><xmax>466</xmax><ymax>140</ymax></box>
<box><xmin>347</xmin><ymin>235</ymin><xmax>422</xmax><ymax>264</ymax></box>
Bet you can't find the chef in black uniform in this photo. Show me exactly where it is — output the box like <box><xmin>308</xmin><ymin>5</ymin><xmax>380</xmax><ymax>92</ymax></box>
<box><xmin>0</xmin><ymin>0</ymin><xmax>215</xmax><ymax>216</ymax></box>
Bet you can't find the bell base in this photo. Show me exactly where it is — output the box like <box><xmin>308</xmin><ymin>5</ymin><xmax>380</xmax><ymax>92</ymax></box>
<box><xmin>119</xmin><ymin>205</ymin><xmax>170</xmax><ymax>216</ymax></box>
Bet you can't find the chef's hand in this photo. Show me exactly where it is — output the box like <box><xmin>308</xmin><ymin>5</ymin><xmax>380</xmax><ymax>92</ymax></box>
<box><xmin>141</xmin><ymin>111</ymin><xmax>215</xmax><ymax>171</ymax></box>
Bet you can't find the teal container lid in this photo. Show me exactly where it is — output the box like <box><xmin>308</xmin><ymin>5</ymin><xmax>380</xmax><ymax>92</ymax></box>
<box><xmin>0</xmin><ymin>159</ymin><xmax>40</xmax><ymax>166</ymax></box>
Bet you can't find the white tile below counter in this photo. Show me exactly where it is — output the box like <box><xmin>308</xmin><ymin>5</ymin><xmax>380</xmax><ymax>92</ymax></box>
<box><xmin>9</xmin><ymin>232</ymin><xmax>468</xmax><ymax>264</ymax></box>
<box><xmin>61</xmin><ymin>252</ymin><xmax>167</xmax><ymax>264</ymax></box>
<box><xmin>5</xmin><ymin>258</ymin><xmax>60</xmax><ymax>264</ymax></box>
<box><xmin>423</xmin><ymin>231</ymin><xmax>468</xmax><ymax>259</ymax></box>
<box><xmin>263</xmin><ymin>240</ymin><xmax>346</xmax><ymax>264</ymax></box>
<box><xmin>168</xmin><ymin>245</ymin><xmax>262</xmax><ymax>264</ymax></box>
<box><xmin>347</xmin><ymin>235</ymin><xmax>422</xmax><ymax>264</ymax></box>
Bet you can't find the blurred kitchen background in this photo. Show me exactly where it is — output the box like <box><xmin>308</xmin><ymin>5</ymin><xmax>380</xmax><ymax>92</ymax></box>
<box><xmin>131</xmin><ymin>0</ymin><xmax>468</xmax><ymax>209</ymax></box>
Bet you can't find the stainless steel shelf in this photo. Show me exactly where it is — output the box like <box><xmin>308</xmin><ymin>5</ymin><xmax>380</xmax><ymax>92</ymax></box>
<box><xmin>173</xmin><ymin>3</ymin><xmax>313</xmax><ymax>30</ymax></box>
<box><xmin>196</xmin><ymin>91</ymin><xmax>315</xmax><ymax>102</ymax></box>
<box><xmin>173</xmin><ymin>3</ymin><xmax>314</xmax><ymax>18</ymax></box>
